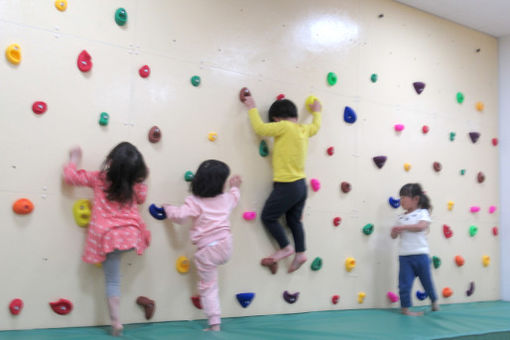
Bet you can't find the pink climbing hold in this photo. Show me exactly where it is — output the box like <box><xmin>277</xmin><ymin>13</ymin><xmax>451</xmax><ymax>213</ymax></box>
<box><xmin>333</xmin><ymin>217</ymin><xmax>342</xmax><ymax>227</ymax></box>
<box><xmin>242</xmin><ymin>211</ymin><xmax>257</xmax><ymax>221</ymax></box>
<box><xmin>422</xmin><ymin>125</ymin><xmax>429</xmax><ymax>134</ymax></box>
<box><xmin>394</xmin><ymin>124</ymin><xmax>404</xmax><ymax>132</ymax></box>
<box><xmin>488</xmin><ymin>206</ymin><xmax>497</xmax><ymax>214</ymax></box>
<box><xmin>470</xmin><ymin>206</ymin><xmax>480</xmax><ymax>213</ymax></box>
<box><xmin>32</xmin><ymin>101</ymin><xmax>47</xmax><ymax>115</ymax></box>
<box><xmin>77</xmin><ymin>50</ymin><xmax>92</xmax><ymax>72</ymax></box>
<box><xmin>310</xmin><ymin>178</ymin><xmax>321</xmax><ymax>192</ymax></box>
<box><xmin>139</xmin><ymin>65</ymin><xmax>150</xmax><ymax>78</ymax></box>
<box><xmin>276</xmin><ymin>94</ymin><xmax>285</xmax><ymax>100</ymax></box>
<box><xmin>327</xmin><ymin>146</ymin><xmax>334</xmax><ymax>156</ymax></box>
<box><xmin>387</xmin><ymin>292</ymin><xmax>399</xmax><ymax>303</ymax></box>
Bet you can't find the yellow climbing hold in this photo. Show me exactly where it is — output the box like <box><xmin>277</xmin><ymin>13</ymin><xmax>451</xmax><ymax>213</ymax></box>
<box><xmin>476</xmin><ymin>101</ymin><xmax>484</xmax><ymax>111</ymax></box>
<box><xmin>305</xmin><ymin>95</ymin><xmax>321</xmax><ymax>113</ymax></box>
<box><xmin>357</xmin><ymin>292</ymin><xmax>366</xmax><ymax>304</ymax></box>
<box><xmin>208</xmin><ymin>132</ymin><xmax>218</xmax><ymax>142</ymax></box>
<box><xmin>5</xmin><ymin>44</ymin><xmax>21</xmax><ymax>65</ymax></box>
<box><xmin>55</xmin><ymin>0</ymin><xmax>67</xmax><ymax>11</ymax></box>
<box><xmin>73</xmin><ymin>199</ymin><xmax>92</xmax><ymax>228</ymax></box>
<box><xmin>176</xmin><ymin>256</ymin><xmax>190</xmax><ymax>273</ymax></box>
<box><xmin>345</xmin><ymin>257</ymin><xmax>356</xmax><ymax>272</ymax></box>
<box><xmin>403</xmin><ymin>163</ymin><xmax>411</xmax><ymax>172</ymax></box>
<box><xmin>447</xmin><ymin>201</ymin><xmax>454</xmax><ymax>211</ymax></box>
<box><xmin>482</xmin><ymin>255</ymin><xmax>490</xmax><ymax>267</ymax></box>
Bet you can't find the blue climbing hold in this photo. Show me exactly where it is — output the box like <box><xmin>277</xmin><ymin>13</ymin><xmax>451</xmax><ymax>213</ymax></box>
<box><xmin>236</xmin><ymin>293</ymin><xmax>255</xmax><ymax>308</ymax></box>
<box><xmin>344</xmin><ymin>106</ymin><xmax>357</xmax><ymax>124</ymax></box>
<box><xmin>388</xmin><ymin>197</ymin><xmax>400</xmax><ymax>209</ymax></box>
<box><xmin>416</xmin><ymin>291</ymin><xmax>428</xmax><ymax>301</ymax></box>
<box><xmin>149</xmin><ymin>204</ymin><xmax>166</xmax><ymax>220</ymax></box>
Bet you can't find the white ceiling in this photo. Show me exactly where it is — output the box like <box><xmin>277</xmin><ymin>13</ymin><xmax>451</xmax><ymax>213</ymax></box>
<box><xmin>394</xmin><ymin>0</ymin><xmax>510</xmax><ymax>38</ymax></box>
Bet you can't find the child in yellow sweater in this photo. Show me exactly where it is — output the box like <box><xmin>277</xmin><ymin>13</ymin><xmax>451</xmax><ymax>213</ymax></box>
<box><xmin>243</xmin><ymin>91</ymin><xmax>321</xmax><ymax>273</ymax></box>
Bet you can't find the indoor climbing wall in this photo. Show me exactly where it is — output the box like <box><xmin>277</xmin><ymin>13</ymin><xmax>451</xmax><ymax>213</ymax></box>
<box><xmin>0</xmin><ymin>0</ymin><xmax>500</xmax><ymax>330</ymax></box>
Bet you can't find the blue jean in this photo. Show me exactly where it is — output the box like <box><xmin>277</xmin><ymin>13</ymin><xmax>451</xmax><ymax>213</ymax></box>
<box><xmin>102</xmin><ymin>249</ymin><xmax>132</xmax><ymax>297</ymax></box>
<box><xmin>398</xmin><ymin>254</ymin><xmax>437</xmax><ymax>308</ymax></box>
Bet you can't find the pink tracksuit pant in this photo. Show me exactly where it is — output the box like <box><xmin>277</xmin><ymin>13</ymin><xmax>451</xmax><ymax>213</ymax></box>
<box><xmin>194</xmin><ymin>235</ymin><xmax>232</xmax><ymax>326</ymax></box>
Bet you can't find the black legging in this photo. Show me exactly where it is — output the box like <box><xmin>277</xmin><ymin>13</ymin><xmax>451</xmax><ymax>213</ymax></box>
<box><xmin>261</xmin><ymin>179</ymin><xmax>307</xmax><ymax>252</ymax></box>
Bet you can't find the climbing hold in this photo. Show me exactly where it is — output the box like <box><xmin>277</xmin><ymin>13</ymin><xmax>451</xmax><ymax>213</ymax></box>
<box><xmin>492</xmin><ymin>138</ymin><xmax>498</xmax><ymax>146</ymax></box>
<box><xmin>387</xmin><ymin>292</ymin><xmax>399</xmax><ymax>303</ymax></box>
<box><xmin>327</xmin><ymin>72</ymin><xmax>337</xmax><ymax>86</ymax></box>
<box><xmin>413</xmin><ymin>82</ymin><xmax>425</xmax><ymax>94</ymax></box>
<box><xmin>343</xmin><ymin>106</ymin><xmax>357</xmax><ymax>124</ymax></box>
<box><xmin>403</xmin><ymin>163</ymin><xmax>411</xmax><ymax>171</ymax></box>
<box><xmin>489</xmin><ymin>206</ymin><xmax>497</xmax><ymax>214</ymax></box>
<box><xmin>455</xmin><ymin>255</ymin><xmax>465</xmax><ymax>267</ymax></box>
<box><xmin>477</xmin><ymin>172</ymin><xmax>485</xmax><ymax>183</ymax></box>
<box><xmin>470</xmin><ymin>206</ymin><xmax>480</xmax><ymax>213</ymax></box>
<box><xmin>239</xmin><ymin>87</ymin><xmax>251</xmax><ymax>102</ymax></box>
<box><xmin>327</xmin><ymin>146</ymin><xmax>334</xmax><ymax>156</ymax></box>
<box><xmin>49</xmin><ymin>298</ymin><xmax>73</xmax><ymax>315</ymax></box>
<box><xmin>276</xmin><ymin>94</ymin><xmax>285</xmax><ymax>100</ymax></box>
<box><xmin>148</xmin><ymin>126</ymin><xmax>161</xmax><ymax>143</ymax></box>
<box><xmin>283</xmin><ymin>291</ymin><xmax>299</xmax><ymax>304</ymax></box>
<box><xmin>242</xmin><ymin>211</ymin><xmax>257</xmax><ymax>221</ymax></box>
<box><xmin>259</xmin><ymin>140</ymin><xmax>269</xmax><ymax>157</ymax></box>
<box><xmin>115</xmin><ymin>8</ymin><xmax>128</xmax><ymax>26</ymax></box>
<box><xmin>98</xmin><ymin>112</ymin><xmax>109</xmax><ymax>126</ymax></box>
<box><xmin>443</xmin><ymin>224</ymin><xmax>453</xmax><ymax>239</ymax></box>
<box><xmin>191</xmin><ymin>296</ymin><xmax>202</xmax><ymax>309</ymax></box>
<box><xmin>370</xmin><ymin>73</ymin><xmax>378</xmax><ymax>83</ymax></box>
<box><xmin>149</xmin><ymin>204</ymin><xmax>166</xmax><ymax>220</ymax></box>
<box><xmin>236</xmin><ymin>293</ymin><xmax>255</xmax><ymax>308</ymax></box>
<box><xmin>9</xmin><ymin>299</ymin><xmax>23</xmax><ymax>315</ymax></box>
<box><xmin>345</xmin><ymin>257</ymin><xmax>356</xmax><ymax>272</ymax></box>
<box><xmin>208</xmin><ymin>132</ymin><xmax>218</xmax><ymax>141</ymax></box>
<box><xmin>310</xmin><ymin>178</ymin><xmax>321</xmax><ymax>192</ymax></box>
<box><xmin>388</xmin><ymin>197</ymin><xmax>400</xmax><ymax>209</ymax></box>
<box><xmin>176</xmin><ymin>256</ymin><xmax>190</xmax><ymax>273</ymax></box>
<box><xmin>5</xmin><ymin>44</ymin><xmax>21</xmax><ymax>65</ymax></box>
<box><xmin>305</xmin><ymin>95</ymin><xmax>320</xmax><ymax>113</ymax></box>
<box><xmin>422</xmin><ymin>125</ymin><xmax>429</xmax><ymax>134</ymax></box>
<box><xmin>190</xmin><ymin>75</ymin><xmax>201</xmax><ymax>87</ymax></box>
<box><xmin>469</xmin><ymin>132</ymin><xmax>480</xmax><ymax>143</ymax></box>
<box><xmin>311</xmin><ymin>257</ymin><xmax>322</xmax><ymax>271</ymax></box>
<box><xmin>54</xmin><ymin>0</ymin><xmax>67</xmax><ymax>11</ymax></box>
<box><xmin>12</xmin><ymin>198</ymin><xmax>34</xmax><ymax>215</ymax></box>
<box><xmin>340</xmin><ymin>181</ymin><xmax>351</xmax><ymax>193</ymax></box>
<box><xmin>136</xmin><ymin>296</ymin><xmax>155</xmax><ymax>320</ymax></box>
<box><xmin>469</xmin><ymin>225</ymin><xmax>478</xmax><ymax>237</ymax></box>
<box><xmin>394</xmin><ymin>124</ymin><xmax>404</xmax><ymax>132</ymax></box>
<box><xmin>456</xmin><ymin>92</ymin><xmax>464</xmax><ymax>104</ymax></box>
<box><xmin>460</xmin><ymin>169</ymin><xmax>466</xmax><ymax>175</ymax></box>
<box><xmin>77</xmin><ymin>50</ymin><xmax>92</xmax><ymax>72</ymax></box>
<box><xmin>466</xmin><ymin>282</ymin><xmax>475</xmax><ymax>296</ymax></box>
<box><xmin>493</xmin><ymin>226</ymin><xmax>498</xmax><ymax>236</ymax></box>
<box><xmin>449</xmin><ymin>132</ymin><xmax>456</xmax><ymax>141</ymax></box>
<box><xmin>475</xmin><ymin>101</ymin><xmax>484</xmax><ymax>111</ymax></box>
<box><xmin>432</xmin><ymin>256</ymin><xmax>441</xmax><ymax>269</ymax></box>
<box><xmin>482</xmin><ymin>255</ymin><xmax>490</xmax><ymax>267</ymax></box>
<box><xmin>373</xmin><ymin>156</ymin><xmax>387</xmax><ymax>169</ymax></box>
<box><xmin>184</xmin><ymin>171</ymin><xmax>194</xmax><ymax>182</ymax></box>
<box><xmin>333</xmin><ymin>217</ymin><xmax>342</xmax><ymax>227</ymax></box>
<box><xmin>73</xmin><ymin>199</ymin><xmax>92</xmax><ymax>227</ymax></box>
<box><xmin>32</xmin><ymin>101</ymin><xmax>47</xmax><ymax>115</ymax></box>
<box><xmin>331</xmin><ymin>295</ymin><xmax>340</xmax><ymax>304</ymax></box>
<box><xmin>362</xmin><ymin>223</ymin><xmax>374</xmax><ymax>235</ymax></box>
<box><xmin>416</xmin><ymin>291</ymin><xmax>428</xmax><ymax>301</ymax></box>
<box><xmin>442</xmin><ymin>287</ymin><xmax>453</xmax><ymax>298</ymax></box>
<box><xmin>433</xmin><ymin>162</ymin><xmax>442</xmax><ymax>172</ymax></box>
<box><xmin>139</xmin><ymin>65</ymin><xmax>150</xmax><ymax>78</ymax></box>
<box><xmin>357</xmin><ymin>292</ymin><xmax>366</xmax><ymax>304</ymax></box>
<box><xmin>447</xmin><ymin>201</ymin><xmax>454</xmax><ymax>211</ymax></box>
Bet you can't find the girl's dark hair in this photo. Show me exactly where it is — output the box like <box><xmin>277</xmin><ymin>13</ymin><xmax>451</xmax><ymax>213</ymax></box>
<box><xmin>101</xmin><ymin>142</ymin><xmax>148</xmax><ymax>204</ymax></box>
<box><xmin>191</xmin><ymin>159</ymin><xmax>230</xmax><ymax>198</ymax></box>
<box><xmin>268</xmin><ymin>99</ymin><xmax>298</xmax><ymax>122</ymax></box>
<box><xmin>399</xmin><ymin>183</ymin><xmax>432</xmax><ymax>211</ymax></box>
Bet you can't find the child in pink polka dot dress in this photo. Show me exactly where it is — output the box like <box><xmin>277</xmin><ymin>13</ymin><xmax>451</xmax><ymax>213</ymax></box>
<box><xmin>63</xmin><ymin>142</ymin><xmax>150</xmax><ymax>336</ymax></box>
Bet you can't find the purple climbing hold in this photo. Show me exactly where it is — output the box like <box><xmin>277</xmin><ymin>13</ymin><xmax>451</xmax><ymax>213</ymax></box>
<box><xmin>413</xmin><ymin>82</ymin><xmax>426</xmax><ymax>95</ymax></box>
<box><xmin>283</xmin><ymin>290</ymin><xmax>299</xmax><ymax>304</ymax></box>
<box><xmin>469</xmin><ymin>132</ymin><xmax>480</xmax><ymax>143</ymax></box>
<box><xmin>466</xmin><ymin>281</ymin><xmax>475</xmax><ymax>296</ymax></box>
<box><xmin>373</xmin><ymin>156</ymin><xmax>387</xmax><ymax>169</ymax></box>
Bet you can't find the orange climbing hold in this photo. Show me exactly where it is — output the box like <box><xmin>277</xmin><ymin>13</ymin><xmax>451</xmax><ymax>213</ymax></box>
<box><xmin>13</xmin><ymin>198</ymin><xmax>34</xmax><ymax>215</ymax></box>
<box><xmin>442</xmin><ymin>287</ymin><xmax>453</xmax><ymax>298</ymax></box>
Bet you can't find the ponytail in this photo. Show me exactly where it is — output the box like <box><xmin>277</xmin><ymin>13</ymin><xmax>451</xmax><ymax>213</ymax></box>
<box><xmin>399</xmin><ymin>183</ymin><xmax>432</xmax><ymax>211</ymax></box>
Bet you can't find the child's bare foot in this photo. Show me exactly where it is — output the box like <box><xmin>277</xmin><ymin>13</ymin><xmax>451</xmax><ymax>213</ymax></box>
<box><xmin>432</xmin><ymin>302</ymin><xmax>440</xmax><ymax>311</ymax></box>
<box><xmin>111</xmin><ymin>323</ymin><xmax>123</xmax><ymax>336</ymax></box>
<box><xmin>204</xmin><ymin>324</ymin><xmax>220</xmax><ymax>331</ymax></box>
<box><xmin>401</xmin><ymin>308</ymin><xmax>424</xmax><ymax>316</ymax></box>
<box><xmin>271</xmin><ymin>245</ymin><xmax>295</xmax><ymax>262</ymax></box>
<box><xmin>261</xmin><ymin>258</ymin><xmax>278</xmax><ymax>274</ymax></box>
<box><xmin>288</xmin><ymin>253</ymin><xmax>307</xmax><ymax>273</ymax></box>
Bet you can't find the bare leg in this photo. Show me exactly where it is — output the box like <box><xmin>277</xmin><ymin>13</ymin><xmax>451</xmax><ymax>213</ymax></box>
<box><xmin>401</xmin><ymin>307</ymin><xmax>423</xmax><ymax>316</ymax></box>
<box><xmin>204</xmin><ymin>324</ymin><xmax>221</xmax><ymax>331</ymax></box>
<box><xmin>107</xmin><ymin>296</ymin><xmax>123</xmax><ymax>336</ymax></box>
<box><xmin>288</xmin><ymin>252</ymin><xmax>307</xmax><ymax>273</ymax></box>
<box><xmin>269</xmin><ymin>244</ymin><xmax>295</xmax><ymax>262</ymax></box>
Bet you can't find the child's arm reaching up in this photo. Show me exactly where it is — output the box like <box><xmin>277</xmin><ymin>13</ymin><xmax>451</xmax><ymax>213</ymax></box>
<box><xmin>307</xmin><ymin>99</ymin><xmax>322</xmax><ymax>137</ymax></box>
<box><xmin>163</xmin><ymin>197</ymin><xmax>201</xmax><ymax>224</ymax></box>
<box><xmin>243</xmin><ymin>94</ymin><xmax>286</xmax><ymax>137</ymax></box>
<box><xmin>62</xmin><ymin>146</ymin><xmax>97</xmax><ymax>187</ymax></box>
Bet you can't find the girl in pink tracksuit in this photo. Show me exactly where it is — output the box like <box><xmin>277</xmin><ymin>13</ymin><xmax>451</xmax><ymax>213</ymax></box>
<box><xmin>163</xmin><ymin>159</ymin><xmax>241</xmax><ymax>331</ymax></box>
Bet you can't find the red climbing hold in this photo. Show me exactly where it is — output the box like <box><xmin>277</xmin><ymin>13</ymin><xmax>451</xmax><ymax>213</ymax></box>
<box><xmin>477</xmin><ymin>172</ymin><xmax>485</xmax><ymax>183</ymax></box>
<box><xmin>191</xmin><ymin>295</ymin><xmax>202</xmax><ymax>309</ymax></box>
<box><xmin>492</xmin><ymin>138</ymin><xmax>498</xmax><ymax>146</ymax></box>
<box><xmin>331</xmin><ymin>295</ymin><xmax>340</xmax><ymax>304</ymax></box>
<box><xmin>49</xmin><ymin>298</ymin><xmax>73</xmax><ymax>315</ymax></box>
<box><xmin>492</xmin><ymin>226</ymin><xmax>498</xmax><ymax>236</ymax></box>
<box><xmin>443</xmin><ymin>224</ymin><xmax>453</xmax><ymax>238</ymax></box>
<box><xmin>32</xmin><ymin>101</ymin><xmax>47</xmax><ymax>115</ymax></box>
<box><xmin>77</xmin><ymin>50</ymin><xmax>92</xmax><ymax>72</ymax></box>
<box><xmin>333</xmin><ymin>217</ymin><xmax>342</xmax><ymax>227</ymax></box>
<box><xmin>276</xmin><ymin>94</ymin><xmax>285</xmax><ymax>100</ymax></box>
<box><xmin>9</xmin><ymin>299</ymin><xmax>23</xmax><ymax>315</ymax></box>
<box><xmin>327</xmin><ymin>146</ymin><xmax>334</xmax><ymax>156</ymax></box>
<box><xmin>433</xmin><ymin>162</ymin><xmax>442</xmax><ymax>172</ymax></box>
<box><xmin>139</xmin><ymin>65</ymin><xmax>150</xmax><ymax>78</ymax></box>
<box><xmin>422</xmin><ymin>125</ymin><xmax>429</xmax><ymax>134</ymax></box>
<box><xmin>341</xmin><ymin>182</ymin><xmax>351</xmax><ymax>193</ymax></box>
<box><xmin>413</xmin><ymin>82</ymin><xmax>425</xmax><ymax>94</ymax></box>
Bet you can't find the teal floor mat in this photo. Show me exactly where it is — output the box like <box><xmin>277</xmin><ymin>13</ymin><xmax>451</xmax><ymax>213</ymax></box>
<box><xmin>1</xmin><ymin>301</ymin><xmax>510</xmax><ymax>340</ymax></box>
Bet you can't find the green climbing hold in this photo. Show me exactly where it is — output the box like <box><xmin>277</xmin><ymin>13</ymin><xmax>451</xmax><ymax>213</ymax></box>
<box><xmin>115</xmin><ymin>8</ymin><xmax>127</xmax><ymax>26</ymax></box>
<box><xmin>327</xmin><ymin>72</ymin><xmax>337</xmax><ymax>86</ymax></box>
<box><xmin>449</xmin><ymin>132</ymin><xmax>456</xmax><ymax>141</ymax></box>
<box><xmin>191</xmin><ymin>75</ymin><xmax>201</xmax><ymax>87</ymax></box>
<box><xmin>370</xmin><ymin>73</ymin><xmax>378</xmax><ymax>83</ymax></box>
<box><xmin>259</xmin><ymin>140</ymin><xmax>269</xmax><ymax>157</ymax></box>
<box><xmin>432</xmin><ymin>256</ymin><xmax>441</xmax><ymax>269</ymax></box>
<box><xmin>469</xmin><ymin>225</ymin><xmax>478</xmax><ymax>237</ymax></box>
<box><xmin>362</xmin><ymin>223</ymin><xmax>374</xmax><ymax>235</ymax></box>
<box><xmin>184</xmin><ymin>171</ymin><xmax>194</xmax><ymax>182</ymax></box>
<box><xmin>460</xmin><ymin>169</ymin><xmax>466</xmax><ymax>175</ymax></box>
<box><xmin>99</xmin><ymin>112</ymin><xmax>109</xmax><ymax>126</ymax></box>
<box><xmin>456</xmin><ymin>92</ymin><xmax>464</xmax><ymax>104</ymax></box>
<box><xmin>311</xmin><ymin>257</ymin><xmax>322</xmax><ymax>271</ymax></box>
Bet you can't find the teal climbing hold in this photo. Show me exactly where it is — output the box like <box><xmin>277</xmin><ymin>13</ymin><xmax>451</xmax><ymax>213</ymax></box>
<box><xmin>311</xmin><ymin>257</ymin><xmax>322</xmax><ymax>271</ymax></box>
<box><xmin>469</xmin><ymin>225</ymin><xmax>478</xmax><ymax>237</ymax></box>
<box><xmin>460</xmin><ymin>169</ymin><xmax>466</xmax><ymax>175</ymax></box>
<box><xmin>236</xmin><ymin>293</ymin><xmax>255</xmax><ymax>308</ymax></box>
<box><xmin>190</xmin><ymin>75</ymin><xmax>201</xmax><ymax>87</ymax></box>
<box><xmin>327</xmin><ymin>72</ymin><xmax>337</xmax><ymax>86</ymax></box>
<box><xmin>115</xmin><ymin>8</ymin><xmax>127</xmax><ymax>26</ymax></box>
<box><xmin>184</xmin><ymin>171</ymin><xmax>194</xmax><ymax>182</ymax></box>
<box><xmin>362</xmin><ymin>223</ymin><xmax>374</xmax><ymax>235</ymax></box>
<box><xmin>432</xmin><ymin>256</ymin><xmax>441</xmax><ymax>269</ymax></box>
<box><xmin>449</xmin><ymin>132</ymin><xmax>456</xmax><ymax>141</ymax></box>
<box><xmin>99</xmin><ymin>112</ymin><xmax>109</xmax><ymax>126</ymax></box>
<box><xmin>370</xmin><ymin>73</ymin><xmax>378</xmax><ymax>83</ymax></box>
<box><xmin>456</xmin><ymin>92</ymin><xmax>464</xmax><ymax>104</ymax></box>
<box><xmin>259</xmin><ymin>140</ymin><xmax>269</xmax><ymax>157</ymax></box>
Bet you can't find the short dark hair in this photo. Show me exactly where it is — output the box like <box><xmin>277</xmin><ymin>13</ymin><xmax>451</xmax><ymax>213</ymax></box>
<box><xmin>268</xmin><ymin>99</ymin><xmax>297</xmax><ymax>122</ymax></box>
<box><xmin>191</xmin><ymin>159</ymin><xmax>230</xmax><ymax>198</ymax></box>
<box><xmin>101</xmin><ymin>142</ymin><xmax>148</xmax><ymax>204</ymax></box>
<box><xmin>399</xmin><ymin>183</ymin><xmax>432</xmax><ymax>211</ymax></box>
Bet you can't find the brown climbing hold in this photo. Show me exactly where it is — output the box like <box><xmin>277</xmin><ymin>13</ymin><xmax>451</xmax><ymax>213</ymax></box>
<box><xmin>191</xmin><ymin>295</ymin><xmax>202</xmax><ymax>309</ymax></box>
<box><xmin>136</xmin><ymin>296</ymin><xmax>155</xmax><ymax>320</ymax></box>
<box><xmin>477</xmin><ymin>172</ymin><xmax>485</xmax><ymax>183</ymax></box>
<box><xmin>340</xmin><ymin>182</ymin><xmax>351</xmax><ymax>193</ymax></box>
<box><xmin>239</xmin><ymin>87</ymin><xmax>251</xmax><ymax>103</ymax></box>
<box><xmin>433</xmin><ymin>162</ymin><xmax>441</xmax><ymax>172</ymax></box>
<box><xmin>148</xmin><ymin>126</ymin><xmax>161</xmax><ymax>143</ymax></box>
